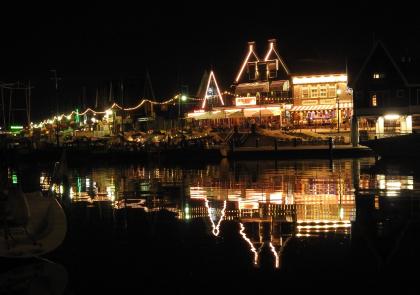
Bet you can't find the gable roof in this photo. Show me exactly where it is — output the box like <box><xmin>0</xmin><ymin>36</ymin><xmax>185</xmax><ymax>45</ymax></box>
<box><xmin>263</xmin><ymin>39</ymin><xmax>290</xmax><ymax>75</ymax></box>
<box><xmin>352</xmin><ymin>40</ymin><xmax>420</xmax><ymax>87</ymax></box>
<box><xmin>201</xmin><ymin>71</ymin><xmax>224</xmax><ymax>109</ymax></box>
<box><xmin>235</xmin><ymin>42</ymin><xmax>260</xmax><ymax>83</ymax></box>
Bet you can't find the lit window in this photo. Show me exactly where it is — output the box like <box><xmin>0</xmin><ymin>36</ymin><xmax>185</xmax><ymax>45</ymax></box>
<box><xmin>302</xmin><ymin>86</ymin><xmax>309</xmax><ymax>98</ymax></box>
<box><xmin>319</xmin><ymin>85</ymin><xmax>327</xmax><ymax>98</ymax></box>
<box><xmin>310</xmin><ymin>87</ymin><xmax>318</xmax><ymax>98</ymax></box>
<box><xmin>327</xmin><ymin>86</ymin><xmax>336</xmax><ymax>97</ymax></box>
<box><xmin>373</xmin><ymin>73</ymin><xmax>385</xmax><ymax>79</ymax></box>
<box><xmin>372</xmin><ymin>95</ymin><xmax>377</xmax><ymax>107</ymax></box>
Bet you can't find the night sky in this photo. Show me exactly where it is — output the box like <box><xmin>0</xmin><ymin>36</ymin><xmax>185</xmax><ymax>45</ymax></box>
<box><xmin>0</xmin><ymin>1</ymin><xmax>418</xmax><ymax>121</ymax></box>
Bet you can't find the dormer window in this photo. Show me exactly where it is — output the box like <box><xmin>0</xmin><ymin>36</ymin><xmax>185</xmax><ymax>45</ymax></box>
<box><xmin>371</xmin><ymin>94</ymin><xmax>377</xmax><ymax>107</ymax></box>
<box><xmin>373</xmin><ymin>73</ymin><xmax>385</xmax><ymax>79</ymax></box>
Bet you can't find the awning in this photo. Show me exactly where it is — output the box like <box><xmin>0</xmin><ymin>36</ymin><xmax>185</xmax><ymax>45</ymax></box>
<box><xmin>227</xmin><ymin>110</ymin><xmax>244</xmax><ymax>118</ymax></box>
<box><xmin>290</xmin><ymin>102</ymin><xmax>353</xmax><ymax>112</ymax></box>
<box><xmin>243</xmin><ymin>107</ymin><xmax>281</xmax><ymax>117</ymax></box>
<box><xmin>290</xmin><ymin>105</ymin><xmax>335</xmax><ymax>111</ymax></box>
<box><xmin>249</xmin><ymin>109</ymin><xmax>275</xmax><ymax>117</ymax></box>
<box><xmin>187</xmin><ymin>111</ymin><xmax>227</xmax><ymax>120</ymax></box>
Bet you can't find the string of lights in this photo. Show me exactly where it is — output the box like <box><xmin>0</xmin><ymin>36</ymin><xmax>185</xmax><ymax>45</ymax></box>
<box><xmin>30</xmin><ymin>86</ymin><xmax>237</xmax><ymax>129</ymax></box>
<box><xmin>31</xmin><ymin>94</ymin><xmax>194</xmax><ymax>128</ymax></box>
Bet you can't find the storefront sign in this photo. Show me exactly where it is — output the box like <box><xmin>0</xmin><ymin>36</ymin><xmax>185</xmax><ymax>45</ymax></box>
<box><xmin>320</xmin><ymin>99</ymin><xmax>336</xmax><ymax>105</ymax></box>
<box><xmin>301</xmin><ymin>100</ymin><xmax>318</xmax><ymax>106</ymax></box>
<box><xmin>235</xmin><ymin>96</ymin><xmax>257</xmax><ymax>106</ymax></box>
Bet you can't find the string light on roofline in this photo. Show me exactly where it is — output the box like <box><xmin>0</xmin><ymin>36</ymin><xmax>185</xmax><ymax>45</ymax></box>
<box><xmin>31</xmin><ymin>94</ymin><xmax>183</xmax><ymax>128</ymax></box>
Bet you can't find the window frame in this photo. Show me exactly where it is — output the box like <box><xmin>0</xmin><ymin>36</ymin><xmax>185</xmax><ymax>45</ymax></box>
<box><xmin>371</xmin><ymin>94</ymin><xmax>377</xmax><ymax>107</ymax></box>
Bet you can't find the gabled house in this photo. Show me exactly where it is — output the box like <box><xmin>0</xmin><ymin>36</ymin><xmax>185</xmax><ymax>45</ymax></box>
<box><xmin>352</xmin><ymin>40</ymin><xmax>420</xmax><ymax>138</ymax></box>
<box><xmin>233</xmin><ymin>39</ymin><xmax>291</xmax><ymax>105</ymax></box>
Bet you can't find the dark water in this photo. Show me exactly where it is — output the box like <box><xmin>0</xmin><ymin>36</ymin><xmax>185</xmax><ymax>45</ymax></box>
<box><xmin>2</xmin><ymin>157</ymin><xmax>420</xmax><ymax>293</ymax></box>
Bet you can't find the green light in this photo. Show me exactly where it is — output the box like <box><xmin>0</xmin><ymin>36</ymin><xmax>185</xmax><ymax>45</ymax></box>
<box><xmin>75</xmin><ymin>109</ymin><xmax>80</xmax><ymax>123</ymax></box>
<box><xmin>10</xmin><ymin>125</ymin><xmax>23</xmax><ymax>130</ymax></box>
<box><xmin>77</xmin><ymin>177</ymin><xmax>82</xmax><ymax>193</ymax></box>
<box><xmin>12</xmin><ymin>173</ymin><xmax>18</xmax><ymax>184</ymax></box>
<box><xmin>181</xmin><ymin>95</ymin><xmax>187</xmax><ymax>102</ymax></box>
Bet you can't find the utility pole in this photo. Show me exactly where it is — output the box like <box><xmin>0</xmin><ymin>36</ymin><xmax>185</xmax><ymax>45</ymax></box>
<box><xmin>50</xmin><ymin>70</ymin><xmax>62</xmax><ymax>146</ymax></box>
<box><xmin>179</xmin><ymin>85</ymin><xmax>188</xmax><ymax>130</ymax></box>
<box><xmin>120</xmin><ymin>78</ymin><xmax>124</xmax><ymax>140</ymax></box>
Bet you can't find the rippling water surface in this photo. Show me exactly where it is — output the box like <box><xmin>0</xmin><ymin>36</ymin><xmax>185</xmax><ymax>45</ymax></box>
<box><xmin>3</xmin><ymin>157</ymin><xmax>420</xmax><ymax>293</ymax></box>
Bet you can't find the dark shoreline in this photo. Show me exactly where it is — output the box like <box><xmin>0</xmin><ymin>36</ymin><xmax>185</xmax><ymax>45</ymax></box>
<box><xmin>1</xmin><ymin>145</ymin><xmax>375</xmax><ymax>167</ymax></box>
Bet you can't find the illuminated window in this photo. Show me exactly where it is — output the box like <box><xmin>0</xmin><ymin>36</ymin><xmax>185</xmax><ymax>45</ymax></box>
<box><xmin>371</xmin><ymin>94</ymin><xmax>377</xmax><ymax>107</ymax></box>
<box><xmin>373</xmin><ymin>73</ymin><xmax>385</xmax><ymax>79</ymax></box>
<box><xmin>319</xmin><ymin>85</ymin><xmax>327</xmax><ymax>98</ymax></box>
<box><xmin>310</xmin><ymin>86</ymin><xmax>318</xmax><ymax>98</ymax></box>
<box><xmin>327</xmin><ymin>86</ymin><xmax>336</xmax><ymax>97</ymax></box>
<box><xmin>302</xmin><ymin>86</ymin><xmax>309</xmax><ymax>98</ymax></box>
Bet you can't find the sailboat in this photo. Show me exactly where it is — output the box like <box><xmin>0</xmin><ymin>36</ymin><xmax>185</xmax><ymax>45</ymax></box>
<box><xmin>0</xmin><ymin>154</ymin><xmax>67</xmax><ymax>258</ymax></box>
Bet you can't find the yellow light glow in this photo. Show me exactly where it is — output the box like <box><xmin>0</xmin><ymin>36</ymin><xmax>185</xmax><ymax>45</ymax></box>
<box><xmin>32</xmin><ymin>94</ymin><xmax>180</xmax><ymax>128</ymax></box>
<box><xmin>205</xmin><ymin>199</ymin><xmax>226</xmax><ymax>236</ymax></box>
<box><xmin>235</xmin><ymin>96</ymin><xmax>257</xmax><ymax>106</ymax></box>
<box><xmin>235</xmin><ymin>43</ymin><xmax>260</xmax><ymax>83</ymax></box>
<box><xmin>239</xmin><ymin>223</ymin><xmax>258</xmax><ymax>265</ymax></box>
<box><xmin>264</xmin><ymin>42</ymin><xmax>274</xmax><ymax>61</ymax></box>
<box><xmin>384</xmin><ymin>114</ymin><xmax>400</xmax><ymax>120</ymax></box>
<box><xmin>269</xmin><ymin>242</ymin><xmax>279</xmax><ymax>268</ymax></box>
<box><xmin>201</xmin><ymin>71</ymin><xmax>224</xmax><ymax>109</ymax></box>
<box><xmin>292</xmin><ymin>74</ymin><xmax>347</xmax><ymax>85</ymax></box>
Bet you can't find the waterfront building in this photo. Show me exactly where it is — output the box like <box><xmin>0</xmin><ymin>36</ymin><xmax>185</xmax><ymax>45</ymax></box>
<box><xmin>233</xmin><ymin>39</ymin><xmax>291</xmax><ymax>105</ymax></box>
<box><xmin>187</xmin><ymin>39</ymin><xmax>354</xmax><ymax>130</ymax></box>
<box><xmin>290</xmin><ymin>73</ymin><xmax>352</xmax><ymax>129</ymax></box>
<box><xmin>352</xmin><ymin>40</ymin><xmax>420</xmax><ymax>140</ymax></box>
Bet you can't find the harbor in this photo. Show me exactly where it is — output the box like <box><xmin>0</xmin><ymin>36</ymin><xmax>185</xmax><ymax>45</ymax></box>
<box><xmin>1</xmin><ymin>3</ymin><xmax>420</xmax><ymax>294</ymax></box>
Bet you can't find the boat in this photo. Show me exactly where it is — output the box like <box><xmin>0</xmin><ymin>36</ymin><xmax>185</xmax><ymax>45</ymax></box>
<box><xmin>0</xmin><ymin>190</ymin><xmax>67</xmax><ymax>258</ymax></box>
<box><xmin>360</xmin><ymin>133</ymin><xmax>420</xmax><ymax>158</ymax></box>
<box><xmin>0</xmin><ymin>151</ymin><xmax>68</xmax><ymax>258</ymax></box>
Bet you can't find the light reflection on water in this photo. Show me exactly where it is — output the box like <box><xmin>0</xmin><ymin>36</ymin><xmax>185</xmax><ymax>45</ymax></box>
<box><xmin>4</xmin><ymin>157</ymin><xmax>420</xmax><ymax>273</ymax></box>
<box><xmin>53</xmin><ymin>158</ymin><xmax>414</xmax><ymax>267</ymax></box>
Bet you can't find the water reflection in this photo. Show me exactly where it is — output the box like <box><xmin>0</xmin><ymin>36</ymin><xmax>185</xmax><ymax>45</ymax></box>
<box><xmin>34</xmin><ymin>159</ymin><xmax>364</xmax><ymax>269</ymax></box>
<box><xmin>5</xmin><ymin>157</ymin><xmax>420</xmax><ymax>282</ymax></box>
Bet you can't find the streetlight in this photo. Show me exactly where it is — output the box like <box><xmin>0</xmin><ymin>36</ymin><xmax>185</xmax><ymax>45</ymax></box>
<box><xmin>336</xmin><ymin>89</ymin><xmax>342</xmax><ymax>133</ymax></box>
<box><xmin>178</xmin><ymin>94</ymin><xmax>188</xmax><ymax>129</ymax></box>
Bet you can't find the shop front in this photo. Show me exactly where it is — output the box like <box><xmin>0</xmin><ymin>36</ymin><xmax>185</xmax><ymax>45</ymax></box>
<box><xmin>289</xmin><ymin>102</ymin><xmax>352</xmax><ymax>129</ymax></box>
